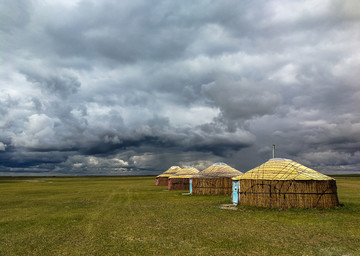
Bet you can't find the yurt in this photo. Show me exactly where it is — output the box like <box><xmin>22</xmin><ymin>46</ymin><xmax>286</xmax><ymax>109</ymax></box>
<box><xmin>168</xmin><ymin>167</ymin><xmax>200</xmax><ymax>190</ymax></box>
<box><xmin>155</xmin><ymin>166</ymin><xmax>182</xmax><ymax>186</ymax></box>
<box><xmin>191</xmin><ymin>163</ymin><xmax>243</xmax><ymax>195</ymax></box>
<box><xmin>232</xmin><ymin>158</ymin><xmax>339</xmax><ymax>208</ymax></box>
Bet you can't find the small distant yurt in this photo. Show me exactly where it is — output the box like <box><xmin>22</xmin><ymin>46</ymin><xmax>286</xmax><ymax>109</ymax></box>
<box><xmin>156</xmin><ymin>166</ymin><xmax>182</xmax><ymax>186</ymax></box>
<box><xmin>232</xmin><ymin>158</ymin><xmax>339</xmax><ymax>208</ymax></box>
<box><xmin>168</xmin><ymin>167</ymin><xmax>200</xmax><ymax>190</ymax></box>
<box><xmin>191</xmin><ymin>163</ymin><xmax>243</xmax><ymax>195</ymax></box>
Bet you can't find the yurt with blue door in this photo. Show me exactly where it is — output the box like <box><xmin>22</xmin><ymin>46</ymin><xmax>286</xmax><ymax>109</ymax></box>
<box><xmin>156</xmin><ymin>166</ymin><xmax>182</xmax><ymax>186</ymax></box>
<box><xmin>168</xmin><ymin>167</ymin><xmax>200</xmax><ymax>190</ymax></box>
<box><xmin>191</xmin><ymin>163</ymin><xmax>243</xmax><ymax>195</ymax></box>
<box><xmin>232</xmin><ymin>158</ymin><xmax>339</xmax><ymax>208</ymax></box>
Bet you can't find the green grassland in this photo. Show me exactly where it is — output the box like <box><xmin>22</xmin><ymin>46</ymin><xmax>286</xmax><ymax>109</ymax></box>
<box><xmin>1</xmin><ymin>176</ymin><xmax>360</xmax><ymax>256</ymax></box>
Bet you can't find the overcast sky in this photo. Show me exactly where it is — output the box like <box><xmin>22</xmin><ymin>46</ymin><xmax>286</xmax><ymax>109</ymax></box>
<box><xmin>1</xmin><ymin>0</ymin><xmax>360</xmax><ymax>176</ymax></box>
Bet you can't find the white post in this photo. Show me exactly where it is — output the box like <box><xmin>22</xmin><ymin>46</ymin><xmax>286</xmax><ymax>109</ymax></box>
<box><xmin>272</xmin><ymin>144</ymin><xmax>276</xmax><ymax>158</ymax></box>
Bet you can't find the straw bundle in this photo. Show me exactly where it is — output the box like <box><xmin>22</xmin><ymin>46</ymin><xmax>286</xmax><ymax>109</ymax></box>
<box><xmin>155</xmin><ymin>166</ymin><xmax>182</xmax><ymax>186</ymax></box>
<box><xmin>235</xmin><ymin>158</ymin><xmax>339</xmax><ymax>208</ymax></box>
<box><xmin>192</xmin><ymin>163</ymin><xmax>243</xmax><ymax>195</ymax></box>
<box><xmin>168</xmin><ymin>167</ymin><xmax>200</xmax><ymax>190</ymax></box>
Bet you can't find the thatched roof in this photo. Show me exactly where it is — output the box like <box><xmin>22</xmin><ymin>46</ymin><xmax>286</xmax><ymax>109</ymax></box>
<box><xmin>194</xmin><ymin>162</ymin><xmax>243</xmax><ymax>178</ymax></box>
<box><xmin>169</xmin><ymin>167</ymin><xmax>200</xmax><ymax>179</ymax></box>
<box><xmin>157</xmin><ymin>166</ymin><xmax>182</xmax><ymax>178</ymax></box>
<box><xmin>233</xmin><ymin>158</ymin><xmax>333</xmax><ymax>181</ymax></box>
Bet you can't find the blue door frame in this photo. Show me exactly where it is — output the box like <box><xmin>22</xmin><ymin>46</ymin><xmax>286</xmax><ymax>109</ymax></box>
<box><xmin>189</xmin><ymin>178</ymin><xmax>193</xmax><ymax>194</ymax></box>
<box><xmin>232</xmin><ymin>180</ymin><xmax>239</xmax><ymax>205</ymax></box>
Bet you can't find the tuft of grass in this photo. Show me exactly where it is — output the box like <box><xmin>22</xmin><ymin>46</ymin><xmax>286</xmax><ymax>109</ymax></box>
<box><xmin>0</xmin><ymin>176</ymin><xmax>359</xmax><ymax>255</ymax></box>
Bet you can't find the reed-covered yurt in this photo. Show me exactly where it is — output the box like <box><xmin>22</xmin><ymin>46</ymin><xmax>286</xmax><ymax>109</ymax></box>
<box><xmin>191</xmin><ymin>163</ymin><xmax>243</xmax><ymax>195</ymax></box>
<box><xmin>156</xmin><ymin>166</ymin><xmax>182</xmax><ymax>186</ymax></box>
<box><xmin>232</xmin><ymin>158</ymin><xmax>339</xmax><ymax>208</ymax></box>
<box><xmin>168</xmin><ymin>167</ymin><xmax>200</xmax><ymax>190</ymax></box>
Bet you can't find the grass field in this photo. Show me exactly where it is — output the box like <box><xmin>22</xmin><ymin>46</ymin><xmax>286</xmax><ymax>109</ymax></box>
<box><xmin>1</xmin><ymin>176</ymin><xmax>360</xmax><ymax>256</ymax></box>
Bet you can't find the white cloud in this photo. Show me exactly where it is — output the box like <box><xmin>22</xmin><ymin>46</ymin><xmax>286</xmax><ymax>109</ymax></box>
<box><xmin>269</xmin><ymin>64</ymin><xmax>299</xmax><ymax>84</ymax></box>
<box><xmin>265</xmin><ymin>0</ymin><xmax>330</xmax><ymax>24</ymax></box>
<box><xmin>164</xmin><ymin>105</ymin><xmax>220</xmax><ymax>127</ymax></box>
<box><xmin>12</xmin><ymin>114</ymin><xmax>57</xmax><ymax>148</ymax></box>
<box><xmin>0</xmin><ymin>142</ymin><xmax>6</xmax><ymax>151</ymax></box>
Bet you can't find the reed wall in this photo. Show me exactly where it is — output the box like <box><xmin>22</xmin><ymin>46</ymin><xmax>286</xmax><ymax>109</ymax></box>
<box><xmin>192</xmin><ymin>177</ymin><xmax>233</xmax><ymax>195</ymax></box>
<box><xmin>169</xmin><ymin>178</ymin><xmax>190</xmax><ymax>190</ymax></box>
<box><xmin>239</xmin><ymin>179</ymin><xmax>339</xmax><ymax>208</ymax></box>
<box><xmin>156</xmin><ymin>177</ymin><xmax>169</xmax><ymax>186</ymax></box>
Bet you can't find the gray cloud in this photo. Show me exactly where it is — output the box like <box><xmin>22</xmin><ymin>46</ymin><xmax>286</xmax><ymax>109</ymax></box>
<box><xmin>0</xmin><ymin>0</ymin><xmax>31</xmax><ymax>32</ymax></box>
<box><xmin>202</xmin><ymin>78</ymin><xmax>282</xmax><ymax>129</ymax></box>
<box><xmin>1</xmin><ymin>0</ymin><xmax>360</xmax><ymax>175</ymax></box>
<box><xmin>23</xmin><ymin>71</ymin><xmax>81</xmax><ymax>98</ymax></box>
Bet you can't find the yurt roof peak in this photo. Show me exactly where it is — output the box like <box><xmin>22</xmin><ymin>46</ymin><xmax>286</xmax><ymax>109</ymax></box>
<box><xmin>196</xmin><ymin>163</ymin><xmax>243</xmax><ymax>178</ymax></box>
<box><xmin>170</xmin><ymin>167</ymin><xmax>200</xmax><ymax>178</ymax></box>
<box><xmin>234</xmin><ymin>158</ymin><xmax>333</xmax><ymax>181</ymax></box>
<box><xmin>164</xmin><ymin>166</ymin><xmax>182</xmax><ymax>174</ymax></box>
<box><xmin>269</xmin><ymin>158</ymin><xmax>292</xmax><ymax>161</ymax></box>
<box><xmin>157</xmin><ymin>166</ymin><xmax>182</xmax><ymax>177</ymax></box>
<box><xmin>212</xmin><ymin>162</ymin><xmax>227</xmax><ymax>166</ymax></box>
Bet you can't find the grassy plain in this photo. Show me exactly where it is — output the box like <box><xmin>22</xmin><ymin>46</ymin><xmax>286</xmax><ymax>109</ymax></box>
<box><xmin>0</xmin><ymin>175</ymin><xmax>360</xmax><ymax>256</ymax></box>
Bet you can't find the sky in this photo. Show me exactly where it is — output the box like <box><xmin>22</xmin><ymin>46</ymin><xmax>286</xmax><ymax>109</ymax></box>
<box><xmin>1</xmin><ymin>0</ymin><xmax>360</xmax><ymax>176</ymax></box>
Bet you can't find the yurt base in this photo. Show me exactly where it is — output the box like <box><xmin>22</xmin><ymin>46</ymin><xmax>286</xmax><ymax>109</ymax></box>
<box><xmin>239</xmin><ymin>179</ymin><xmax>339</xmax><ymax>209</ymax></box>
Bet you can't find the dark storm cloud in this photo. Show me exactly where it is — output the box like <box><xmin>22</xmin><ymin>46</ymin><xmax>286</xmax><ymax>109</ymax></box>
<box><xmin>42</xmin><ymin>1</ymin><xmax>198</xmax><ymax>63</ymax></box>
<box><xmin>23</xmin><ymin>71</ymin><xmax>81</xmax><ymax>98</ymax></box>
<box><xmin>202</xmin><ymin>78</ymin><xmax>282</xmax><ymax>131</ymax></box>
<box><xmin>1</xmin><ymin>0</ymin><xmax>360</xmax><ymax>175</ymax></box>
